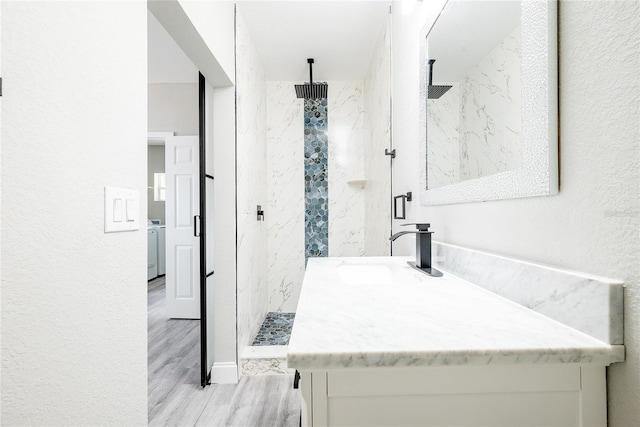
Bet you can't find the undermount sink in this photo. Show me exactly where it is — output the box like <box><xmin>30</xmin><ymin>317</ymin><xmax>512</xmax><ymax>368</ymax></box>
<box><xmin>337</xmin><ymin>263</ymin><xmax>393</xmax><ymax>285</ymax></box>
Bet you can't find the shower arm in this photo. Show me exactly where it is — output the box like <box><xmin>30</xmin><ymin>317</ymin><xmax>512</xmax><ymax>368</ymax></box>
<box><xmin>308</xmin><ymin>58</ymin><xmax>314</xmax><ymax>85</ymax></box>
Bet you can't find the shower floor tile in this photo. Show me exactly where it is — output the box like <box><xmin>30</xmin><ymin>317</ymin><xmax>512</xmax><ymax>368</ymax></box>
<box><xmin>252</xmin><ymin>312</ymin><xmax>296</xmax><ymax>346</ymax></box>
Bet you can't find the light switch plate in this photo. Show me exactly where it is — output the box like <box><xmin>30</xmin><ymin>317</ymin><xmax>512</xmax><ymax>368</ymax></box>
<box><xmin>105</xmin><ymin>187</ymin><xmax>139</xmax><ymax>232</ymax></box>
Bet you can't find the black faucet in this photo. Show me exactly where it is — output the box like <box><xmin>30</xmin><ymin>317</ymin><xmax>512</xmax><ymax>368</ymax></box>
<box><xmin>389</xmin><ymin>223</ymin><xmax>443</xmax><ymax>277</ymax></box>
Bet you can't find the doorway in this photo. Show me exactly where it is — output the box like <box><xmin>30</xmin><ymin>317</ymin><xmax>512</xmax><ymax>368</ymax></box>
<box><xmin>147</xmin><ymin>0</ymin><xmax>238</xmax><ymax>393</ymax></box>
<box><xmin>147</xmin><ymin>13</ymin><xmax>213</xmax><ymax>418</ymax></box>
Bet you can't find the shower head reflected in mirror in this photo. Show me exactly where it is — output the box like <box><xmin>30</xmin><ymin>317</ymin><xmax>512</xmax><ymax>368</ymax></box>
<box><xmin>428</xmin><ymin>59</ymin><xmax>452</xmax><ymax>99</ymax></box>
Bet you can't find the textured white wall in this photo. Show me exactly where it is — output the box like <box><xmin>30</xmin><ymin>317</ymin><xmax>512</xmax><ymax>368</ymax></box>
<box><xmin>235</xmin><ymin>12</ymin><xmax>269</xmax><ymax>355</ymax></box>
<box><xmin>1</xmin><ymin>2</ymin><xmax>147</xmax><ymax>424</ymax></box>
<box><xmin>391</xmin><ymin>1</ymin><xmax>640</xmax><ymax>424</ymax></box>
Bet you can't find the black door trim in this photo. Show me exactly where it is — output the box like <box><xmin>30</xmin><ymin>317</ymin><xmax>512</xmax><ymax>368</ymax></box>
<box><xmin>198</xmin><ymin>72</ymin><xmax>210</xmax><ymax>388</ymax></box>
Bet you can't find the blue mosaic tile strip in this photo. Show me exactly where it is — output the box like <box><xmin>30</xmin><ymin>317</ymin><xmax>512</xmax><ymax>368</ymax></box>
<box><xmin>304</xmin><ymin>98</ymin><xmax>328</xmax><ymax>261</ymax></box>
<box><xmin>251</xmin><ymin>312</ymin><xmax>296</xmax><ymax>346</ymax></box>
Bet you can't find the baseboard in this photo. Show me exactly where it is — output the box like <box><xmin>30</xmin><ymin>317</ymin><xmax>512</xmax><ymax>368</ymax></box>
<box><xmin>210</xmin><ymin>362</ymin><xmax>238</xmax><ymax>384</ymax></box>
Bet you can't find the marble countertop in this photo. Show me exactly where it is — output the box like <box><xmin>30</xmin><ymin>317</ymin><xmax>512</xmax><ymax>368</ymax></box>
<box><xmin>287</xmin><ymin>257</ymin><xmax>624</xmax><ymax>370</ymax></box>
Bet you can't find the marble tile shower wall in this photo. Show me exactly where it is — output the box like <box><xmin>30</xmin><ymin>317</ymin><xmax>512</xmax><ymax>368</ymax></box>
<box><xmin>460</xmin><ymin>26</ymin><xmax>522</xmax><ymax>181</ymax></box>
<box><xmin>427</xmin><ymin>84</ymin><xmax>460</xmax><ymax>189</ymax></box>
<box><xmin>266</xmin><ymin>82</ymin><xmax>305</xmax><ymax>313</ymax></box>
<box><xmin>266</xmin><ymin>81</ymin><xmax>366</xmax><ymax>313</ymax></box>
<box><xmin>236</xmin><ymin>12</ymin><xmax>269</xmax><ymax>350</ymax></box>
<box><xmin>427</xmin><ymin>26</ymin><xmax>522</xmax><ymax>187</ymax></box>
<box><xmin>363</xmin><ymin>21</ymin><xmax>391</xmax><ymax>256</ymax></box>
<box><xmin>327</xmin><ymin>81</ymin><xmax>366</xmax><ymax>259</ymax></box>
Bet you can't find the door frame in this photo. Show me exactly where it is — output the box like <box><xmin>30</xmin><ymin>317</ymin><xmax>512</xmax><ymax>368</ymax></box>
<box><xmin>149</xmin><ymin>1</ymin><xmax>239</xmax><ymax>386</ymax></box>
<box><xmin>198</xmin><ymin>72</ymin><xmax>211</xmax><ymax>387</ymax></box>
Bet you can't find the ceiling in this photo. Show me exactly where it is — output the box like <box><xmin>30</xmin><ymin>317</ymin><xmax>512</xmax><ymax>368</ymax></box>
<box><xmin>237</xmin><ymin>1</ymin><xmax>390</xmax><ymax>81</ymax></box>
<box><xmin>148</xmin><ymin>1</ymin><xmax>391</xmax><ymax>83</ymax></box>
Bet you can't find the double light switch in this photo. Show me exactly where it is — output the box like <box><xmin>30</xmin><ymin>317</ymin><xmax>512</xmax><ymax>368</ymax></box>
<box><xmin>105</xmin><ymin>186</ymin><xmax>140</xmax><ymax>233</ymax></box>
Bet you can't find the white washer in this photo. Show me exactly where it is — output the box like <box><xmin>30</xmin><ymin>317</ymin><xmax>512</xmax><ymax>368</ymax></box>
<box><xmin>156</xmin><ymin>226</ymin><xmax>166</xmax><ymax>276</ymax></box>
<box><xmin>147</xmin><ymin>228</ymin><xmax>158</xmax><ymax>280</ymax></box>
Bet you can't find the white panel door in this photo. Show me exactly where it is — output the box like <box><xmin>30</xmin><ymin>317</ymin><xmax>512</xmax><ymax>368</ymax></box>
<box><xmin>165</xmin><ymin>135</ymin><xmax>200</xmax><ymax>319</ymax></box>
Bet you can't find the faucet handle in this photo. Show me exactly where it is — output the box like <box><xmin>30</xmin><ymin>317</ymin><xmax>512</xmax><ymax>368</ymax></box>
<box><xmin>401</xmin><ymin>223</ymin><xmax>431</xmax><ymax>231</ymax></box>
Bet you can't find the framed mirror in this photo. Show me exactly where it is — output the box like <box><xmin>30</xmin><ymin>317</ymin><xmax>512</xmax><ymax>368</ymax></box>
<box><xmin>419</xmin><ymin>0</ymin><xmax>558</xmax><ymax>206</ymax></box>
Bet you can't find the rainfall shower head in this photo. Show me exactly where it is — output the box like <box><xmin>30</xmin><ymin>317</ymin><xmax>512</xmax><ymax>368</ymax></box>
<box><xmin>295</xmin><ymin>58</ymin><xmax>328</xmax><ymax>99</ymax></box>
<box><xmin>428</xmin><ymin>59</ymin><xmax>452</xmax><ymax>99</ymax></box>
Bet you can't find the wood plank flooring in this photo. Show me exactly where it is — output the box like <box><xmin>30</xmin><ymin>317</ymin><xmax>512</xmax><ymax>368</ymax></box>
<box><xmin>148</xmin><ymin>276</ymin><xmax>301</xmax><ymax>426</ymax></box>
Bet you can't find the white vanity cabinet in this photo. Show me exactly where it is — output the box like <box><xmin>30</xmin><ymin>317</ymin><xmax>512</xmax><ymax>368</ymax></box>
<box><xmin>288</xmin><ymin>256</ymin><xmax>624</xmax><ymax>427</ymax></box>
<box><xmin>299</xmin><ymin>365</ymin><xmax>606</xmax><ymax>427</ymax></box>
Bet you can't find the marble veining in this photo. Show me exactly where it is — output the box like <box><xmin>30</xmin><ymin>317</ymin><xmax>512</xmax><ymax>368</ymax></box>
<box><xmin>266</xmin><ymin>81</ymin><xmax>367</xmax><ymax>312</ymax></box>
<box><xmin>266</xmin><ymin>82</ymin><xmax>304</xmax><ymax>313</ymax></box>
<box><xmin>433</xmin><ymin>242</ymin><xmax>624</xmax><ymax>344</ymax></box>
<box><xmin>459</xmin><ymin>26</ymin><xmax>522</xmax><ymax>182</ymax></box>
<box><xmin>236</xmin><ymin>12</ymin><xmax>268</xmax><ymax>351</ymax></box>
<box><xmin>241</xmin><ymin>346</ymin><xmax>295</xmax><ymax>376</ymax></box>
<box><xmin>427</xmin><ymin>84</ymin><xmax>460</xmax><ymax>189</ymax></box>
<box><xmin>328</xmin><ymin>81</ymin><xmax>365</xmax><ymax>258</ymax></box>
<box><xmin>288</xmin><ymin>257</ymin><xmax>624</xmax><ymax>370</ymax></box>
<box><xmin>363</xmin><ymin>21</ymin><xmax>392</xmax><ymax>256</ymax></box>
<box><xmin>427</xmin><ymin>27</ymin><xmax>522</xmax><ymax>190</ymax></box>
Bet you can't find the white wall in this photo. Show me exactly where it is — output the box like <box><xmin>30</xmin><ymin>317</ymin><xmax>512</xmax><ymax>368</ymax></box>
<box><xmin>235</xmin><ymin>12</ymin><xmax>269</xmax><ymax>357</ymax></box>
<box><xmin>391</xmin><ymin>1</ymin><xmax>640</xmax><ymax>425</ymax></box>
<box><xmin>1</xmin><ymin>2</ymin><xmax>147</xmax><ymax>424</ymax></box>
<box><xmin>147</xmin><ymin>145</ymin><xmax>166</xmax><ymax>224</ymax></box>
<box><xmin>211</xmin><ymin>84</ymin><xmax>239</xmax><ymax>382</ymax></box>
<box><xmin>147</xmin><ymin>83</ymin><xmax>198</xmax><ymax>226</ymax></box>
<box><xmin>148</xmin><ymin>83</ymin><xmax>198</xmax><ymax>135</ymax></box>
<box><xmin>178</xmin><ymin>0</ymin><xmax>235</xmax><ymax>84</ymax></box>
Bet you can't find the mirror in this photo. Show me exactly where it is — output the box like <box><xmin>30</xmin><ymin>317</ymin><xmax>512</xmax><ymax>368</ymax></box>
<box><xmin>419</xmin><ymin>0</ymin><xmax>558</xmax><ymax>206</ymax></box>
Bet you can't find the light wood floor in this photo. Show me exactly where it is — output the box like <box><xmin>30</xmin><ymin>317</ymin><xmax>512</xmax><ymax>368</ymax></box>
<box><xmin>148</xmin><ymin>276</ymin><xmax>301</xmax><ymax>426</ymax></box>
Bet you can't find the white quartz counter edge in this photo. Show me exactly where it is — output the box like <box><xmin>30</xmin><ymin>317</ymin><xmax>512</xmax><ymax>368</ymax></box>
<box><xmin>287</xmin><ymin>257</ymin><xmax>624</xmax><ymax>370</ymax></box>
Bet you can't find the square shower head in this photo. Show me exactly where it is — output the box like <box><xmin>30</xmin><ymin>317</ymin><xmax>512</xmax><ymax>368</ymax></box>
<box><xmin>428</xmin><ymin>85</ymin><xmax>452</xmax><ymax>99</ymax></box>
<box><xmin>295</xmin><ymin>83</ymin><xmax>328</xmax><ymax>99</ymax></box>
